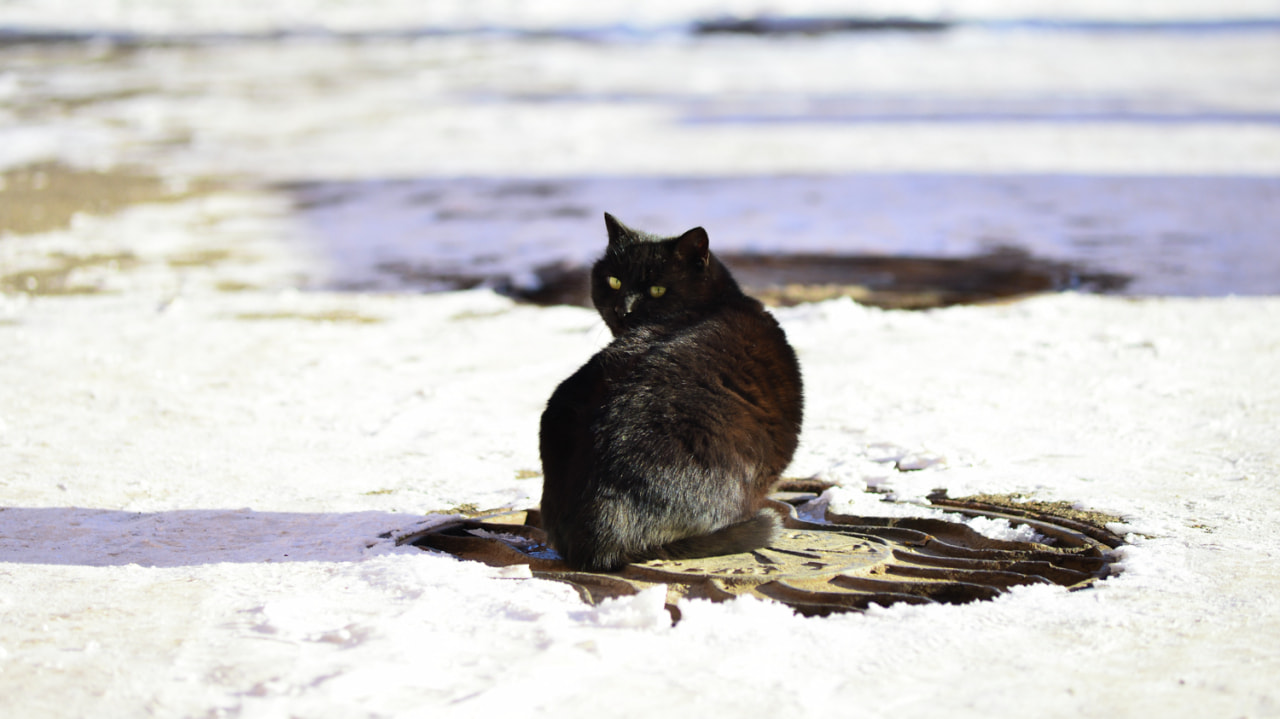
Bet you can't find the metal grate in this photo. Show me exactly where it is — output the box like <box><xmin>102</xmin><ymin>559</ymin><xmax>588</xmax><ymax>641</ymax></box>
<box><xmin>399</xmin><ymin>489</ymin><xmax>1124</xmax><ymax>620</ymax></box>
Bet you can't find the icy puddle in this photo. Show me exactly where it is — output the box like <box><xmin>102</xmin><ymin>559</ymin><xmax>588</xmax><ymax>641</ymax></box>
<box><xmin>282</xmin><ymin>173</ymin><xmax>1279</xmax><ymax>303</ymax></box>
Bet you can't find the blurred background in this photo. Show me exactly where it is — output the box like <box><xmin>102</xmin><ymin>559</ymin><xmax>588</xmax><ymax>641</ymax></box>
<box><xmin>2</xmin><ymin>0</ymin><xmax>1278</xmax><ymax>308</ymax></box>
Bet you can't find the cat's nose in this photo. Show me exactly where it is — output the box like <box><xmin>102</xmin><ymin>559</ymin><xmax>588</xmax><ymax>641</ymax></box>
<box><xmin>620</xmin><ymin>293</ymin><xmax>641</xmax><ymax>316</ymax></box>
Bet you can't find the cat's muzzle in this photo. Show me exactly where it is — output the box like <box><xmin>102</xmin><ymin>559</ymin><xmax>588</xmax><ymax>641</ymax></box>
<box><xmin>620</xmin><ymin>293</ymin><xmax>642</xmax><ymax>316</ymax></box>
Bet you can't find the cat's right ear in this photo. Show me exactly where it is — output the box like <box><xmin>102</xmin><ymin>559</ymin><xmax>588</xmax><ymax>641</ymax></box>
<box><xmin>675</xmin><ymin>227</ymin><xmax>710</xmax><ymax>268</ymax></box>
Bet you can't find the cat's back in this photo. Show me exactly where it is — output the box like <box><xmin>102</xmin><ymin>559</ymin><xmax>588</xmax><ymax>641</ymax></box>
<box><xmin>598</xmin><ymin>296</ymin><xmax>802</xmax><ymax>453</ymax></box>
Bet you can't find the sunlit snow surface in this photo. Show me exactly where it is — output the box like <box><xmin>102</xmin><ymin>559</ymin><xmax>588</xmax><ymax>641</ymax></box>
<box><xmin>2</xmin><ymin>2</ymin><xmax>1280</xmax><ymax>717</ymax></box>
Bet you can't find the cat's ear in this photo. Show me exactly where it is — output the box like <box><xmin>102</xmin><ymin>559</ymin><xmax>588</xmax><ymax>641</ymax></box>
<box><xmin>604</xmin><ymin>212</ymin><xmax>628</xmax><ymax>247</ymax></box>
<box><xmin>675</xmin><ymin>227</ymin><xmax>710</xmax><ymax>268</ymax></box>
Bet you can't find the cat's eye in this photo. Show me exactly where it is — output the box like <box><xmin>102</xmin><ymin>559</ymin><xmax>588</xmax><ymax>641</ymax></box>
<box><xmin>649</xmin><ymin>286</ymin><xmax>666</xmax><ymax>298</ymax></box>
<box><xmin>607</xmin><ymin>276</ymin><xmax>622</xmax><ymax>290</ymax></box>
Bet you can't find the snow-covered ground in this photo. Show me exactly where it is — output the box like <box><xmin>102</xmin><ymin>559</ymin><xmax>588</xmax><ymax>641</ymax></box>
<box><xmin>5</xmin><ymin>283</ymin><xmax>1280</xmax><ymax>718</ymax></box>
<box><xmin>2</xmin><ymin>2</ymin><xmax>1279</xmax><ymax>717</ymax></box>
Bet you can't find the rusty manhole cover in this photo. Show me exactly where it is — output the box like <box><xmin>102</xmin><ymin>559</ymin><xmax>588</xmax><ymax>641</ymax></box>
<box><xmin>399</xmin><ymin>488</ymin><xmax>1123</xmax><ymax>619</ymax></box>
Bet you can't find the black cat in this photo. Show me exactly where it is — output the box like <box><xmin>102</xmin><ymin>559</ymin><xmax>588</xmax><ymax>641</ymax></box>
<box><xmin>538</xmin><ymin>213</ymin><xmax>804</xmax><ymax>571</ymax></box>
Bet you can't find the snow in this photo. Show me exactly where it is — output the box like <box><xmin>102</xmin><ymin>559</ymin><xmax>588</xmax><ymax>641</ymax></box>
<box><xmin>3</xmin><ymin>2</ymin><xmax>1280</xmax><ymax>717</ymax></box>
<box><xmin>5</xmin><ymin>286</ymin><xmax>1279</xmax><ymax>717</ymax></box>
<box><xmin>1</xmin><ymin>0</ymin><xmax>1279</xmax><ymax>34</ymax></box>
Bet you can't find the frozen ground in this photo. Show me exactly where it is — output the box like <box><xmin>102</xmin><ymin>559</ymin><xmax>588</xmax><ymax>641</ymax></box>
<box><xmin>4</xmin><ymin>286</ymin><xmax>1279</xmax><ymax>718</ymax></box>
<box><xmin>2</xmin><ymin>2</ymin><xmax>1280</xmax><ymax>717</ymax></box>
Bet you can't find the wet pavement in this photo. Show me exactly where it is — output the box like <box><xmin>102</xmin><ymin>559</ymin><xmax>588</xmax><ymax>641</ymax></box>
<box><xmin>2</xmin><ymin>16</ymin><xmax>1278</xmax><ymax>304</ymax></box>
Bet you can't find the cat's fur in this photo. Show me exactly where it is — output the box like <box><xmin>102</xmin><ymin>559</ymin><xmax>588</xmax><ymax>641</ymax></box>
<box><xmin>538</xmin><ymin>213</ymin><xmax>804</xmax><ymax>572</ymax></box>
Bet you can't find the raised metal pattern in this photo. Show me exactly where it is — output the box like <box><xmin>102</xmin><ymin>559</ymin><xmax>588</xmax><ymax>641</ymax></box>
<box><xmin>400</xmin><ymin>490</ymin><xmax>1123</xmax><ymax>619</ymax></box>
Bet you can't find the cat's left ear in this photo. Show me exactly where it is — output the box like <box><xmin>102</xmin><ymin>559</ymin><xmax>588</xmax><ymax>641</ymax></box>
<box><xmin>675</xmin><ymin>227</ymin><xmax>710</xmax><ymax>268</ymax></box>
<box><xmin>604</xmin><ymin>212</ymin><xmax>626</xmax><ymax>247</ymax></box>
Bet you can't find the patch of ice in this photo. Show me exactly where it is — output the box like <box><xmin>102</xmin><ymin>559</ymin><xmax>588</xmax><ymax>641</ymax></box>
<box><xmin>676</xmin><ymin>593</ymin><xmax>804</xmax><ymax>627</ymax></box>
<box><xmin>896</xmin><ymin>451</ymin><xmax>947</xmax><ymax>472</ymax></box>
<box><xmin>813</xmin><ymin>485</ymin><xmax>1048</xmax><ymax>543</ymax></box>
<box><xmin>962</xmin><ymin>514</ymin><xmax>1046</xmax><ymax>544</ymax></box>
<box><xmin>467</xmin><ymin>528</ymin><xmax>537</xmax><ymax>549</ymax></box>
<box><xmin>572</xmin><ymin>586</ymin><xmax>673</xmax><ymax>631</ymax></box>
<box><xmin>496</xmin><ymin>564</ymin><xmax>533</xmax><ymax>579</ymax></box>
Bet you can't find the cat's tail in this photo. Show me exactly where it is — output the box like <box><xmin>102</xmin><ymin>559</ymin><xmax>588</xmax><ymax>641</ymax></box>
<box><xmin>654</xmin><ymin>509</ymin><xmax>782</xmax><ymax>561</ymax></box>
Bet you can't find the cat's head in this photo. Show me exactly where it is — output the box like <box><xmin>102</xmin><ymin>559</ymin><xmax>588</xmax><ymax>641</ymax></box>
<box><xmin>590</xmin><ymin>212</ymin><xmax>736</xmax><ymax>335</ymax></box>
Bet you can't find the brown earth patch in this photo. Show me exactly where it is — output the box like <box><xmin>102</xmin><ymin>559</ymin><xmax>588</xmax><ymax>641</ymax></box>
<box><xmin>0</xmin><ymin>162</ymin><xmax>216</xmax><ymax>236</ymax></box>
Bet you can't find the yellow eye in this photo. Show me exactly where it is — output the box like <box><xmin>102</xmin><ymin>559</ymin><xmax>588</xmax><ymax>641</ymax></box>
<box><xmin>607</xmin><ymin>276</ymin><xmax>621</xmax><ymax>290</ymax></box>
<box><xmin>649</xmin><ymin>286</ymin><xmax>666</xmax><ymax>298</ymax></box>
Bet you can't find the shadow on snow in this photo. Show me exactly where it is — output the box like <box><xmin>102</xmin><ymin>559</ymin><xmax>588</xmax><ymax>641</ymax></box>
<box><xmin>0</xmin><ymin>506</ymin><xmax>437</xmax><ymax>567</ymax></box>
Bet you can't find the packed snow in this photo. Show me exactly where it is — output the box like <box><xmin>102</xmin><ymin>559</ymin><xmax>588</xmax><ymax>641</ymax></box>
<box><xmin>2</xmin><ymin>1</ymin><xmax>1279</xmax><ymax>717</ymax></box>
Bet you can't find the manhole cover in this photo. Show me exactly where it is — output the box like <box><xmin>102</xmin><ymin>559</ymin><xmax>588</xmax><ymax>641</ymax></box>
<box><xmin>399</xmin><ymin>488</ymin><xmax>1123</xmax><ymax>619</ymax></box>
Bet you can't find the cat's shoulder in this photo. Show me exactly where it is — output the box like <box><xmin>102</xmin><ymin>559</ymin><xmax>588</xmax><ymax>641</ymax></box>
<box><xmin>706</xmin><ymin>295</ymin><xmax>787</xmax><ymax>336</ymax></box>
